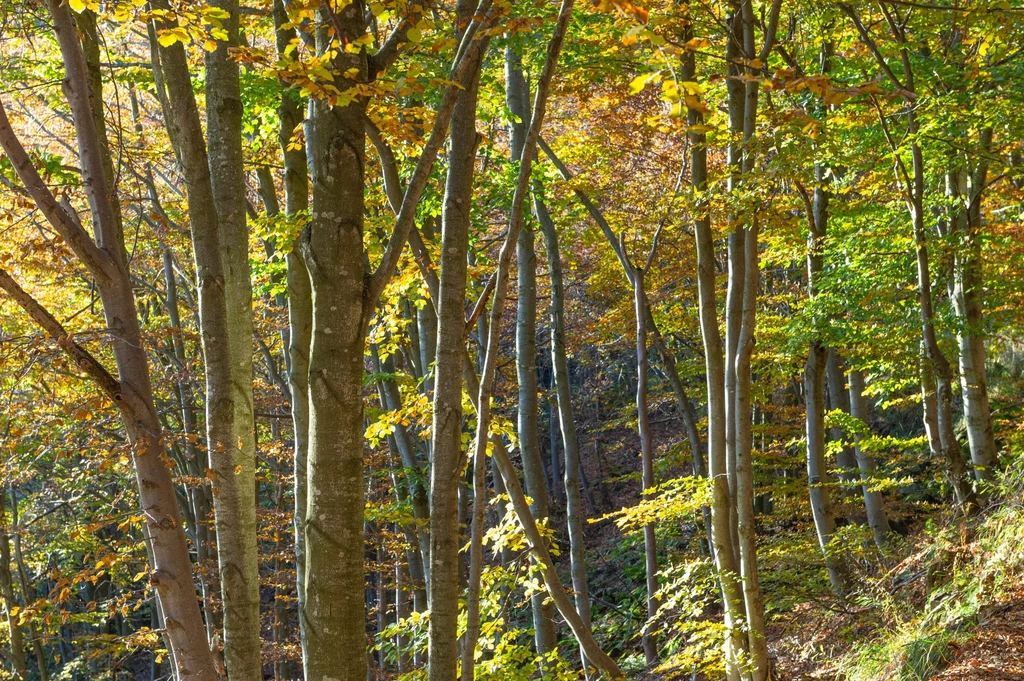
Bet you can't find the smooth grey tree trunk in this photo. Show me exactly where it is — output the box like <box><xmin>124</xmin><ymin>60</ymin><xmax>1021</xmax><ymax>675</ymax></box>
<box><xmin>947</xmin><ymin>153</ymin><xmax>999</xmax><ymax>481</ymax></box>
<box><xmin>730</xmin><ymin>3</ymin><xmax>777</xmax><ymax>675</ymax></box>
<box><xmin>272</xmin><ymin>0</ymin><xmax>313</xmax><ymax>641</ymax></box>
<box><xmin>461</xmin><ymin>9</ymin><xmax>606</xmax><ymax>676</ymax></box>
<box><xmin>203</xmin><ymin>2</ymin><xmax>261</xmax><ymax>676</ymax></box>
<box><xmin>0</xmin><ymin>493</ymin><xmax>26</xmax><ymax>681</ymax></box>
<box><xmin>428</xmin><ymin>5</ymin><xmax>487</xmax><ymax>679</ymax></box>
<box><xmin>8</xmin><ymin>491</ymin><xmax>49</xmax><ymax>681</ymax></box>
<box><xmin>631</xmin><ymin>272</ymin><xmax>659</xmax><ymax>666</ymax></box>
<box><xmin>841</xmin><ymin>3</ymin><xmax>977</xmax><ymax>511</ymax></box>
<box><xmin>680</xmin><ymin>12</ymin><xmax>749</xmax><ymax>675</ymax></box>
<box><xmin>806</xmin><ymin>344</ymin><xmax>845</xmax><ymax>593</ymax></box>
<box><xmin>803</xmin><ymin>157</ymin><xmax>847</xmax><ymax>596</ymax></box>
<box><xmin>826</xmin><ymin>350</ymin><xmax>860</xmax><ymax>490</ymax></box>
<box><xmin>506</xmin><ymin>42</ymin><xmax>557</xmax><ymax>659</ymax></box>
<box><xmin>847</xmin><ymin>369</ymin><xmax>891</xmax><ymax>547</ymax></box>
<box><xmin>534</xmin><ymin>196</ymin><xmax>592</xmax><ymax>659</ymax></box>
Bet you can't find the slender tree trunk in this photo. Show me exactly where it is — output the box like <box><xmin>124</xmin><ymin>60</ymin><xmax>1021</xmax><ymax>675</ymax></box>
<box><xmin>506</xmin><ymin>42</ymin><xmax>557</xmax><ymax>659</ymax></box>
<box><xmin>826</xmin><ymin>350</ymin><xmax>860</xmax><ymax>491</ymax></box>
<box><xmin>272</xmin><ymin>0</ymin><xmax>313</xmax><ymax>644</ymax></box>
<box><xmin>7</xmin><ymin>491</ymin><xmax>48</xmax><ymax>681</ymax></box>
<box><xmin>300</xmin><ymin>5</ymin><xmax>371</xmax><ymax>679</ymax></box>
<box><xmin>150</xmin><ymin>4</ymin><xmax>262</xmax><ymax>675</ymax></box>
<box><xmin>911</xmin><ymin>149</ymin><xmax>976</xmax><ymax>509</ymax></box>
<box><xmin>632</xmin><ymin>274</ymin><xmax>659</xmax><ymax>666</ymax></box>
<box><xmin>723</xmin><ymin>8</ymin><xmax>746</xmax><ymax>565</ymax></box>
<box><xmin>462</xmin><ymin>9</ymin><xmax>583</xmax><ymax>677</ymax></box>
<box><xmin>728</xmin><ymin>2</ymin><xmax>776</xmax><ymax>675</ymax></box>
<box><xmin>921</xmin><ymin>346</ymin><xmax>943</xmax><ymax>462</ymax></box>
<box><xmin>373</xmin><ymin>347</ymin><xmax>432</xmax><ymax>577</ymax></box>
<box><xmin>805</xmin><ymin>343</ymin><xmax>845</xmax><ymax>593</ymax></box>
<box><xmin>203</xmin><ymin>3</ymin><xmax>260</xmax><ymax>674</ymax></box>
<box><xmin>842</xmin><ymin>4</ymin><xmax>976</xmax><ymax>510</ymax></box>
<box><xmin>682</xmin><ymin>15</ymin><xmax>747</xmax><ymax>674</ymax></box>
<box><xmin>534</xmin><ymin>194</ymin><xmax>592</xmax><ymax>659</ymax></box>
<box><xmin>0</xmin><ymin>493</ymin><xmax>26</xmax><ymax>681</ymax></box>
<box><xmin>734</xmin><ymin>220</ymin><xmax>767</xmax><ymax>671</ymax></box>
<box><xmin>847</xmin><ymin>369</ymin><xmax>891</xmax><ymax>547</ymax></box>
<box><xmin>804</xmin><ymin>159</ymin><xmax>846</xmax><ymax>596</ymax></box>
<box><xmin>948</xmin><ymin>144</ymin><xmax>998</xmax><ymax>480</ymax></box>
<box><xmin>7</xmin><ymin>6</ymin><xmax>220</xmax><ymax>677</ymax></box>
<box><xmin>428</xmin><ymin>4</ymin><xmax>487</xmax><ymax>678</ymax></box>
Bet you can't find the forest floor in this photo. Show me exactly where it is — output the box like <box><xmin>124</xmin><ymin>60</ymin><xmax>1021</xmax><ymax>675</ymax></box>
<box><xmin>765</xmin><ymin>555</ymin><xmax>1024</xmax><ymax>681</ymax></box>
<box><xmin>931</xmin><ymin>592</ymin><xmax>1024</xmax><ymax>681</ymax></box>
<box><xmin>767</xmin><ymin>592</ymin><xmax>1024</xmax><ymax>680</ymax></box>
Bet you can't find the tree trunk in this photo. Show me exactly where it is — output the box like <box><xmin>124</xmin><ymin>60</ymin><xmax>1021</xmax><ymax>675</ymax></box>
<box><xmin>0</xmin><ymin>493</ymin><xmax>27</xmax><ymax>681</ymax></box>
<box><xmin>534</xmin><ymin>194</ymin><xmax>592</xmax><ymax>658</ymax></box>
<box><xmin>804</xmin><ymin>158</ymin><xmax>846</xmax><ymax>596</ymax></box>
<box><xmin>506</xmin><ymin>42</ymin><xmax>557</xmax><ymax>659</ymax></box>
<box><xmin>272</xmin><ymin>0</ymin><xmax>313</xmax><ymax>643</ymax></box>
<box><xmin>7</xmin><ymin>490</ymin><xmax>49</xmax><ymax>681</ymax></box>
<box><xmin>911</xmin><ymin>150</ymin><xmax>976</xmax><ymax>509</ymax></box>
<box><xmin>805</xmin><ymin>343</ymin><xmax>845</xmax><ymax>593</ymax></box>
<box><xmin>847</xmin><ymin>369</ymin><xmax>891</xmax><ymax>547</ymax></box>
<box><xmin>428</xmin><ymin>4</ymin><xmax>486</xmax><ymax>678</ymax></box>
<box><xmin>842</xmin><ymin>4</ymin><xmax>977</xmax><ymax>511</ymax></box>
<box><xmin>734</xmin><ymin>221</ymin><xmax>767</xmax><ymax>672</ymax></box>
<box><xmin>826</xmin><ymin>350</ymin><xmax>860</xmax><ymax>490</ymax></box>
<box><xmin>948</xmin><ymin>150</ymin><xmax>998</xmax><ymax>480</ymax></box>
<box><xmin>300</xmin><ymin>5</ymin><xmax>371</xmax><ymax>679</ymax></box>
<box><xmin>683</xmin><ymin>17</ymin><xmax>747</xmax><ymax>675</ymax></box>
<box><xmin>203</xmin><ymin>2</ymin><xmax>261</xmax><ymax>675</ymax></box>
<box><xmin>3</xmin><ymin>6</ymin><xmax>219</xmax><ymax>677</ymax></box>
<box><xmin>632</xmin><ymin>274</ymin><xmax>659</xmax><ymax>666</ymax></box>
<box><xmin>728</xmin><ymin>2</ymin><xmax>776</xmax><ymax>675</ymax></box>
<box><xmin>462</xmin><ymin>9</ymin><xmax>577</xmax><ymax>677</ymax></box>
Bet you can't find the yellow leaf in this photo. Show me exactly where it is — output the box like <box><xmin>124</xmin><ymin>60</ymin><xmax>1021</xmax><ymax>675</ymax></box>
<box><xmin>204</xmin><ymin>39</ymin><xmax>218</xmax><ymax>52</ymax></box>
<box><xmin>628</xmin><ymin>72</ymin><xmax>660</xmax><ymax>95</ymax></box>
<box><xmin>157</xmin><ymin>31</ymin><xmax>180</xmax><ymax>48</ymax></box>
<box><xmin>680</xmin><ymin>80</ymin><xmax>703</xmax><ymax>96</ymax></box>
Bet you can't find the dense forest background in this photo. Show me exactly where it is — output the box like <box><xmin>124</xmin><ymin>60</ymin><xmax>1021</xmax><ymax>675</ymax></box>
<box><xmin>1</xmin><ymin>0</ymin><xmax>1024</xmax><ymax>680</ymax></box>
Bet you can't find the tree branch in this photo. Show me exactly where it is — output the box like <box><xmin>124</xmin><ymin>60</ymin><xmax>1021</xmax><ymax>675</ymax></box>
<box><xmin>367</xmin><ymin>5</ymin><xmax>424</xmax><ymax>80</ymax></box>
<box><xmin>0</xmin><ymin>99</ymin><xmax>116</xmax><ymax>283</ymax></box>
<box><xmin>364</xmin><ymin>0</ymin><xmax>499</xmax><ymax>314</ymax></box>
<box><xmin>0</xmin><ymin>269</ymin><xmax>122</xmax><ymax>403</ymax></box>
<box><xmin>837</xmin><ymin>3</ymin><xmax>914</xmax><ymax>98</ymax></box>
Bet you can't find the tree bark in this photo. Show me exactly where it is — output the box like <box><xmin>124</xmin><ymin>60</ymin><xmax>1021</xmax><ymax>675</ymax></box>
<box><xmin>534</xmin><ymin>194</ymin><xmax>592</xmax><ymax>657</ymax></box>
<box><xmin>428</xmin><ymin>4</ymin><xmax>488</xmax><ymax>679</ymax></box>
<box><xmin>803</xmin><ymin>160</ymin><xmax>846</xmax><ymax>596</ymax></box>
<box><xmin>805</xmin><ymin>343</ymin><xmax>845</xmax><ymax>593</ymax></box>
<box><xmin>947</xmin><ymin>149</ymin><xmax>998</xmax><ymax>480</ymax></box>
<box><xmin>461</xmin><ymin>7</ymin><xmax>579</xmax><ymax>677</ymax></box>
<box><xmin>506</xmin><ymin>42</ymin><xmax>557</xmax><ymax>660</ymax></box>
<box><xmin>300</xmin><ymin>5</ymin><xmax>371</xmax><ymax>679</ymax></box>
<box><xmin>632</xmin><ymin>273</ymin><xmax>659</xmax><ymax>666</ymax></box>
<box><xmin>0</xmin><ymin>492</ymin><xmax>27</xmax><ymax>681</ymax></box>
<box><xmin>683</xmin><ymin>17</ymin><xmax>746</xmax><ymax>675</ymax></box>
<box><xmin>847</xmin><ymin>369</ymin><xmax>891</xmax><ymax>547</ymax></box>
<box><xmin>841</xmin><ymin>2</ymin><xmax>977</xmax><ymax>511</ymax></box>
<box><xmin>826</xmin><ymin>350</ymin><xmax>860</xmax><ymax>491</ymax></box>
<box><xmin>272</xmin><ymin>0</ymin><xmax>313</xmax><ymax>653</ymax></box>
<box><xmin>203</xmin><ymin>2</ymin><xmax>261</xmax><ymax>675</ymax></box>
